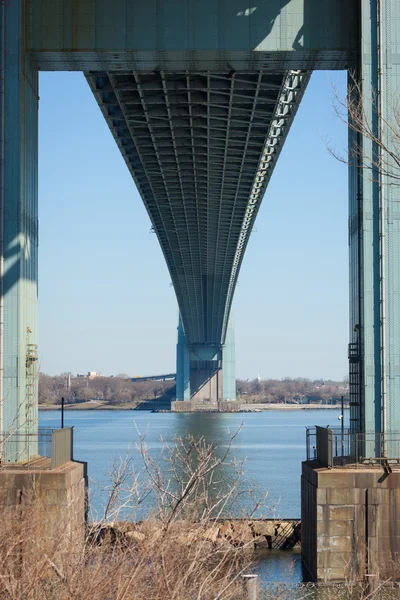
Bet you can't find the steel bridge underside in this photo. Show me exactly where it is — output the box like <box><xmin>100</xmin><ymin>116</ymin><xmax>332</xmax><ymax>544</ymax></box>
<box><xmin>87</xmin><ymin>70</ymin><xmax>309</xmax><ymax>347</ymax></box>
<box><xmin>9</xmin><ymin>0</ymin><xmax>400</xmax><ymax>434</ymax></box>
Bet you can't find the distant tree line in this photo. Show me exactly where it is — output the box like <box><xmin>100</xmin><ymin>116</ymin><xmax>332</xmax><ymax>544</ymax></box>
<box><xmin>38</xmin><ymin>373</ymin><xmax>175</xmax><ymax>405</ymax></box>
<box><xmin>38</xmin><ymin>373</ymin><xmax>348</xmax><ymax>406</ymax></box>
<box><xmin>236</xmin><ymin>377</ymin><xmax>348</xmax><ymax>404</ymax></box>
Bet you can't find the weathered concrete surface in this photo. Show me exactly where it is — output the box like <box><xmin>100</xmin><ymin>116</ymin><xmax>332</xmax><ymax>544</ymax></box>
<box><xmin>0</xmin><ymin>461</ymin><xmax>87</xmax><ymax>547</ymax></box>
<box><xmin>302</xmin><ymin>461</ymin><xmax>400</xmax><ymax>582</ymax></box>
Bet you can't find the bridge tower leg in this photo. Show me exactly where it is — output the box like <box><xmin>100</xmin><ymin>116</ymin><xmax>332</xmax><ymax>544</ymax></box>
<box><xmin>222</xmin><ymin>311</ymin><xmax>236</xmax><ymax>401</ymax></box>
<box><xmin>176</xmin><ymin>315</ymin><xmax>190</xmax><ymax>401</ymax></box>
<box><xmin>0</xmin><ymin>1</ymin><xmax>39</xmax><ymax>456</ymax></box>
<box><xmin>175</xmin><ymin>312</ymin><xmax>236</xmax><ymax>406</ymax></box>
<box><xmin>303</xmin><ymin>1</ymin><xmax>400</xmax><ymax>583</ymax></box>
<box><xmin>349</xmin><ymin>0</ymin><xmax>400</xmax><ymax>439</ymax></box>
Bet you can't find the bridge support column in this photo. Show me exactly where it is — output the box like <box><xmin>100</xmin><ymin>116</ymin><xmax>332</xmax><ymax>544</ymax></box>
<box><xmin>302</xmin><ymin>1</ymin><xmax>400</xmax><ymax>584</ymax></box>
<box><xmin>222</xmin><ymin>311</ymin><xmax>236</xmax><ymax>401</ymax></box>
<box><xmin>349</xmin><ymin>0</ymin><xmax>400</xmax><ymax>438</ymax></box>
<box><xmin>0</xmin><ymin>1</ymin><xmax>39</xmax><ymax>450</ymax></box>
<box><xmin>174</xmin><ymin>312</ymin><xmax>236</xmax><ymax>407</ymax></box>
<box><xmin>176</xmin><ymin>315</ymin><xmax>190</xmax><ymax>401</ymax></box>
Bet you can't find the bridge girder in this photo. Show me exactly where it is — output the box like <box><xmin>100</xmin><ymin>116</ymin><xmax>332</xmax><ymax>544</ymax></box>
<box><xmin>86</xmin><ymin>69</ymin><xmax>310</xmax><ymax>345</ymax></box>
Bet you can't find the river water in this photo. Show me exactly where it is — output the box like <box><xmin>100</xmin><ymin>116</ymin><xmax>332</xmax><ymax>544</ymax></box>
<box><xmin>39</xmin><ymin>408</ymin><xmax>345</xmax><ymax>584</ymax></box>
<box><xmin>40</xmin><ymin>409</ymin><xmax>344</xmax><ymax>517</ymax></box>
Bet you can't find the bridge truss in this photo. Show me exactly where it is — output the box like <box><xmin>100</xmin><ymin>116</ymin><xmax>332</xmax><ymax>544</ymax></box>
<box><xmin>87</xmin><ymin>69</ymin><xmax>310</xmax><ymax>346</ymax></box>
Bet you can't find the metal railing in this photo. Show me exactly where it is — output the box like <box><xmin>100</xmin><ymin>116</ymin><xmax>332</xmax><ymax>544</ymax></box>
<box><xmin>306</xmin><ymin>427</ymin><xmax>400</xmax><ymax>468</ymax></box>
<box><xmin>0</xmin><ymin>427</ymin><xmax>73</xmax><ymax>469</ymax></box>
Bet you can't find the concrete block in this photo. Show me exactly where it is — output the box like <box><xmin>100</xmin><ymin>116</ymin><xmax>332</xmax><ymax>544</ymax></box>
<box><xmin>317</xmin><ymin>535</ymin><xmax>351</xmax><ymax>553</ymax></box>
<box><xmin>318</xmin><ymin>471</ymin><xmax>355</xmax><ymax>489</ymax></box>
<box><xmin>328</xmin><ymin>505</ymin><xmax>354</xmax><ymax>521</ymax></box>
<box><xmin>6</xmin><ymin>489</ymin><xmax>20</xmax><ymax>505</ymax></box>
<box><xmin>375</xmin><ymin>504</ymin><xmax>395</xmax><ymax>524</ymax></box>
<box><xmin>367</xmin><ymin>504</ymin><xmax>378</xmax><ymax>537</ymax></box>
<box><xmin>326</xmin><ymin>519</ymin><xmax>352</xmax><ymax>537</ymax></box>
<box><xmin>0</xmin><ymin>462</ymin><xmax>86</xmax><ymax>546</ymax></box>
<box><xmin>0</xmin><ymin>473</ymin><xmax>16</xmax><ymax>487</ymax></box>
<box><xmin>327</xmin><ymin>488</ymin><xmax>361</xmax><ymax>505</ymax></box>
<box><xmin>375</xmin><ymin>536</ymin><xmax>400</xmax><ymax>554</ymax></box>
<box><xmin>379</xmin><ymin>471</ymin><xmax>400</xmax><ymax>488</ymax></box>
<box><xmin>354</xmin><ymin>504</ymin><xmax>366</xmax><ymax>538</ymax></box>
<box><xmin>317</xmin><ymin>520</ymin><xmax>327</xmax><ymax>535</ymax></box>
<box><xmin>302</xmin><ymin>463</ymin><xmax>400</xmax><ymax>582</ymax></box>
<box><xmin>317</xmin><ymin>551</ymin><xmax>353</xmax><ymax>570</ymax></box>
<box><xmin>318</xmin><ymin>567</ymin><xmax>346</xmax><ymax>582</ymax></box>
<box><xmin>35</xmin><ymin>473</ymin><xmax>67</xmax><ymax>490</ymax></box>
<box><xmin>376</xmin><ymin>520</ymin><xmax>400</xmax><ymax>540</ymax></box>
<box><xmin>355</xmin><ymin>472</ymin><xmax>378</xmax><ymax>489</ymax></box>
<box><xmin>69</xmin><ymin>462</ymin><xmax>84</xmax><ymax>486</ymax></box>
<box><xmin>392</xmin><ymin>488</ymin><xmax>400</xmax><ymax>504</ymax></box>
<box><xmin>46</xmin><ymin>489</ymin><xmax>69</xmax><ymax>506</ymax></box>
<box><xmin>330</xmin><ymin>536</ymin><xmax>352</xmax><ymax>553</ymax></box>
<box><xmin>369</xmin><ymin>488</ymin><xmax>390</xmax><ymax>504</ymax></box>
<box><xmin>317</xmin><ymin>535</ymin><xmax>330</xmax><ymax>552</ymax></box>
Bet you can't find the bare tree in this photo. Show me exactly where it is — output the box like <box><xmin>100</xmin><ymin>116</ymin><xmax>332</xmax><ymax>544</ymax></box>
<box><xmin>330</xmin><ymin>73</ymin><xmax>400</xmax><ymax>184</ymax></box>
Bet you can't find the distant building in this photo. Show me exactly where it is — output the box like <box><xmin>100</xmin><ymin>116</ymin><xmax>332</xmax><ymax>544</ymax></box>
<box><xmin>87</xmin><ymin>371</ymin><xmax>103</xmax><ymax>379</ymax></box>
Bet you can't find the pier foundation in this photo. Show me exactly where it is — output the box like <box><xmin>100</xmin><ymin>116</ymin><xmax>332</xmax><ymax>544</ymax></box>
<box><xmin>0</xmin><ymin>460</ymin><xmax>87</xmax><ymax>546</ymax></box>
<box><xmin>302</xmin><ymin>461</ymin><xmax>400</xmax><ymax>582</ymax></box>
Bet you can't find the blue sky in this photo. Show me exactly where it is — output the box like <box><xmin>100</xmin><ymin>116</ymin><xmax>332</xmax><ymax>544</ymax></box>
<box><xmin>38</xmin><ymin>70</ymin><xmax>348</xmax><ymax>380</ymax></box>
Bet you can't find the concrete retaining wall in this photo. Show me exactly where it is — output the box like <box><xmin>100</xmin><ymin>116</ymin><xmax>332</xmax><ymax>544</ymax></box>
<box><xmin>302</xmin><ymin>461</ymin><xmax>400</xmax><ymax>582</ymax></box>
<box><xmin>0</xmin><ymin>461</ymin><xmax>87</xmax><ymax>547</ymax></box>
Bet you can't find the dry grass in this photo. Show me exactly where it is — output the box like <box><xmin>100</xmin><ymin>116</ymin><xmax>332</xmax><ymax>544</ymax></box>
<box><xmin>0</xmin><ymin>430</ymin><xmax>398</xmax><ymax>599</ymax></box>
<box><xmin>0</xmin><ymin>428</ymin><xmax>267</xmax><ymax>600</ymax></box>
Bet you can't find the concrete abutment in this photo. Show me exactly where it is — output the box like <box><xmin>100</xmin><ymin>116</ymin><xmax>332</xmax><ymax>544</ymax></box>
<box><xmin>302</xmin><ymin>461</ymin><xmax>400</xmax><ymax>582</ymax></box>
<box><xmin>0</xmin><ymin>461</ymin><xmax>87</xmax><ymax>548</ymax></box>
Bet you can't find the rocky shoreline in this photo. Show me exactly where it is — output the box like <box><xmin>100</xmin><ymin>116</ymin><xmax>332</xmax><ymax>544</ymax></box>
<box><xmin>91</xmin><ymin>518</ymin><xmax>301</xmax><ymax>552</ymax></box>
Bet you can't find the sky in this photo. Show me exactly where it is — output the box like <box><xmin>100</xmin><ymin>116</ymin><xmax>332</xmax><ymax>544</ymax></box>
<box><xmin>38</xmin><ymin>70</ymin><xmax>349</xmax><ymax>381</ymax></box>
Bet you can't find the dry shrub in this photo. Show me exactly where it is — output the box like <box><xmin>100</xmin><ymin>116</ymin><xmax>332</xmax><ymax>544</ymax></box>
<box><xmin>0</xmin><ymin>428</ymin><xmax>267</xmax><ymax>599</ymax></box>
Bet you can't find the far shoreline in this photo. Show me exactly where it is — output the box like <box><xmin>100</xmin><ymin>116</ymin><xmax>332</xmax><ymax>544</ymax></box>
<box><xmin>38</xmin><ymin>402</ymin><xmax>349</xmax><ymax>412</ymax></box>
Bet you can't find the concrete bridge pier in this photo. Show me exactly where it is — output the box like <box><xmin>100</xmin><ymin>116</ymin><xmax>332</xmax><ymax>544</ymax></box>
<box><xmin>174</xmin><ymin>313</ymin><xmax>236</xmax><ymax>410</ymax></box>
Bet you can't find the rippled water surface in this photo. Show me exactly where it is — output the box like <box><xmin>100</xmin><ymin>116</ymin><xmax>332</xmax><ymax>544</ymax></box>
<box><xmin>39</xmin><ymin>408</ymin><xmax>347</xmax><ymax>584</ymax></box>
<box><xmin>40</xmin><ymin>409</ymin><xmax>345</xmax><ymax>518</ymax></box>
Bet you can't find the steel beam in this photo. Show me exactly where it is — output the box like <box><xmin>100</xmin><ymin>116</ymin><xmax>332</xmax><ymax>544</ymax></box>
<box><xmin>25</xmin><ymin>0</ymin><xmax>357</xmax><ymax>72</ymax></box>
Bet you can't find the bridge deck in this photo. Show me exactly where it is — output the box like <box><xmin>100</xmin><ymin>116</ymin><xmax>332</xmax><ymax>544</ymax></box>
<box><xmin>87</xmin><ymin>70</ymin><xmax>309</xmax><ymax>345</ymax></box>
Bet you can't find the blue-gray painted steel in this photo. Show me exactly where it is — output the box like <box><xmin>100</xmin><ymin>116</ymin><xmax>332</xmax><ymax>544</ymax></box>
<box><xmin>86</xmin><ymin>70</ymin><xmax>310</xmax><ymax>347</ymax></box>
<box><xmin>1</xmin><ymin>0</ymin><xmax>38</xmax><ymax>459</ymax></box>
<box><xmin>348</xmin><ymin>0</ymin><xmax>400</xmax><ymax>441</ymax></box>
<box><xmin>222</xmin><ymin>311</ymin><xmax>236</xmax><ymax>401</ymax></box>
<box><xmin>2</xmin><ymin>0</ymin><xmax>398</xmax><ymax>441</ymax></box>
<box><xmin>176</xmin><ymin>315</ymin><xmax>190</xmax><ymax>401</ymax></box>
<box><xmin>25</xmin><ymin>0</ymin><xmax>357</xmax><ymax>72</ymax></box>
